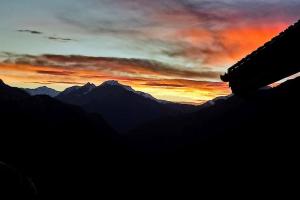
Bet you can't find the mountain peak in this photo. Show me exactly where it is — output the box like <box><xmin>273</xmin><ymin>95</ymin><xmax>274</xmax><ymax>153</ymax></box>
<box><xmin>100</xmin><ymin>80</ymin><xmax>135</xmax><ymax>93</ymax></box>
<box><xmin>39</xmin><ymin>86</ymin><xmax>51</xmax><ymax>89</ymax></box>
<box><xmin>82</xmin><ymin>82</ymin><xmax>96</xmax><ymax>89</ymax></box>
<box><xmin>62</xmin><ymin>86</ymin><xmax>81</xmax><ymax>95</ymax></box>
<box><xmin>101</xmin><ymin>80</ymin><xmax>121</xmax><ymax>86</ymax></box>
<box><xmin>24</xmin><ymin>86</ymin><xmax>60</xmax><ymax>97</ymax></box>
<box><xmin>0</xmin><ymin>79</ymin><xmax>8</xmax><ymax>88</ymax></box>
<box><xmin>84</xmin><ymin>82</ymin><xmax>96</xmax><ymax>87</ymax></box>
<box><xmin>99</xmin><ymin>80</ymin><xmax>163</xmax><ymax>102</ymax></box>
<box><xmin>80</xmin><ymin>82</ymin><xmax>96</xmax><ymax>95</ymax></box>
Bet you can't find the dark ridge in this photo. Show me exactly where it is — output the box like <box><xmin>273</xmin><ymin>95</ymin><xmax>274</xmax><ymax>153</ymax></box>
<box><xmin>0</xmin><ymin>74</ymin><xmax>299</xmax><ymax>196</ymax></box>
<box><xmin>129</xmin><ymin>76</ymin><xmax>300</xmax><ymax>155</ymax></box>
<box><xmin>0</xmin><ymin>80</ymin><xmax>30</xmax><ymax>100</ymax></box>
<box><xmin>0</xmin><ymin>80</ymin><xmax>125</xmax><ymax>198</ymax></box>
<box><xmin>0</xmin><ymin>162</ymin><xmax>38</xmax><ymax>199</ymax></box>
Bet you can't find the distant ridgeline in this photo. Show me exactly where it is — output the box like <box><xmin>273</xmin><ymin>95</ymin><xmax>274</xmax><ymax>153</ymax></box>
<box><xmin>221</xmin><ymin>19</ymin><xmax>300</xmax><ymax>94</ymax></box>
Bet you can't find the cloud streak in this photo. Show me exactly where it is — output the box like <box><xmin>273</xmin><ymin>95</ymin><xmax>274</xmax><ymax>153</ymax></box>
<box><xmin>47</xmin><ymin>36</ymin><xmax>75</xmax><ymax>42</ymax></box>
<box><xmin>17</xmin><ymin>29</ymin><xmax>76</xmax><ymax>42</ymax></box>
<box><xmin>3</xmin><ymin>53</ymin><xmax>221</xmax><ymax>80</ymax></box>
<box><xmin>17</xmin><ymin>29</ymin><xmax>43</xmax><ymax>35</ymax></box>
<box><xmin>35</xmin><ymin>70</ymin><xmax>76</xmax><ymax>76</ymax></box>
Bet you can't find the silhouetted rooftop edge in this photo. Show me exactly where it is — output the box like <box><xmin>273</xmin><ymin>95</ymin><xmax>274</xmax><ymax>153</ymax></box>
<box><xmin>221</xmin><ymin>19</ymin><xmax>300</xmax><ymax>94</ymax></box>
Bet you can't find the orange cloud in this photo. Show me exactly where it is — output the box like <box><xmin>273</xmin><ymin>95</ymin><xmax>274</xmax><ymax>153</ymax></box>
<box><xmin>162</xmin><ymin>21</ymin><xmax>289</xmax><ymax>66</ymax></box>
<box><xmin>219</xmin><ymin>23</ymin><xmax>289</xmax><ymax>63</ymax></box>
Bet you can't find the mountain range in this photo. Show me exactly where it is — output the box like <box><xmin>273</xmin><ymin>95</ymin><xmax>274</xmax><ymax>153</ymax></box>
<box><xmin>55</xmin><ymin>80</ymin><xmax>196</xmax><ymax>133</ymax></box>
<box><xmin>24</xmin><ymin>86</ymin><xmax>60</xmax><ymax>97</ymax></box>
<box><xmin>0</xmin><ymin>80</ymin><xmax>122</xmax><ymax>198</ymax></box>
<box><xmin>2</xmin><ymin>76</ymin><xmax>300</xmax><ymax>197</ymax></box>
<box><xmin>21</xmin><ymin>81</ymin><xmax>277</xmax><ymax>134</ymax></box>
<box><xmin>129</xmin><ymin>77</ymin><xmax>300</xmax><ymax>159</ymax></box>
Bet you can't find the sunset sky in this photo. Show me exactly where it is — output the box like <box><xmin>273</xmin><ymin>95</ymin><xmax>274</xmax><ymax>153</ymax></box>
<box><xmin>0</xmin><ymin>0</ymin><xmax>299</xmax><ymax>104</ymax></box>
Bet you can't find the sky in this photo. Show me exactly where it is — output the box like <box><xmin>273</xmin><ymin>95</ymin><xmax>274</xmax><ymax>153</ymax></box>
<box><xmin>0</xmin><ymin>0</ymin><xmax>299</xmax><ymax>104</ymax></box>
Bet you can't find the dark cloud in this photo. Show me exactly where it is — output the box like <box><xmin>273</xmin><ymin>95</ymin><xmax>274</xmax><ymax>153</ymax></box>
<box><xmin>111</xmin><ymin>57</ymin><xmax>221</xmax><ymax>79</ymax></box>
<box><xmin>56</xmin><ymin>14</ymin><xmax>144</xmax><ymax>37</ymax></box>
<box><xmin>26</xmin><ymin>81</ymin><xmax>53</xmax><ymax>85</ymax></box>
<box><xmin>160</xmin><ymin>38</ymin><xmax>229</xmax><ymax>65</ymax></box>
<box><xmin>48</xmin><ymin>36</ymin><xmax>75</xmax><ymax>42</ymax></box>
<box><xmin>35</xmin><ymin>70</ymin><xmax>76</xmax><ymax>76</ymax></box>
<box><xmin>172</xmin><ymin>0</ymin><xmax>300</xmax><ymax>25</ymax></box>
<box><xmin>141</xmin><ymin>82</ymin><xmax>186</xmax><ymax>88</ymax></box>
<box><xmin>17</xmin><ymin>29</ymin><xmax>43</xmax><ymax>35</ymax></box>
<box><xmin>173</xmin><ymin>0</ymin><xmax>227</xmax><ymax>25</ymax></box>
<box><xmin>39</xmin><ymin>80</ymin><xmax>84</xmax><ymax>85</ymax></box>
<box><xmin>0</xmin><ymin>53</ymin><xmax>220</xmax><ymax>80</ymax></box>
<box><xmin>17</xmin><ymin>30</ymin><xmax>76</xmax><ymax>43</ymax></box>
<box><xmin>27</xmin><ymin>80</ymin><xmax>84</xmax><ymax>85</ymax></box>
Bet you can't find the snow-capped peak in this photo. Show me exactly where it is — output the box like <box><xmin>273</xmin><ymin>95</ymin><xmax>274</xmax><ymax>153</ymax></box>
<box><xmin>83</xmin><ymin>82</ymin><xmax>96</xmax><ymax>87</ymax></box>
<box><xmin>101</xmin><ymin>80</ymin><xmax>121</xmax><ymax>86</ymax></box>
<box><xmin>101</xmin><ymin>80</ymin><xmax>161</xmax><ymax>102</ymax></box>
<box><xmin>82</xmin><ymin>82</ymin><xmax>96</xmax><ymax>94</ymax></box>
<box><xmin>101</xmin><ymin>80</ymin><xmax>135</xmax><ymax>91</ymax></box>
<box><xmin>24</xmin><ymin>86</ymin><xmax>59</xmax><ymax>97</ymax></box>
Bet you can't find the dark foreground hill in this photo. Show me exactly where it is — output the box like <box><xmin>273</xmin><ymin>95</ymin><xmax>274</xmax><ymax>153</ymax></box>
<box><xmin>1</xmin><ymin>77</ymin><xmax>299</xmax><ymax>197</ymax></box>
<box><xmin>1</xmin><ymin>80</ymin><xmax>200</xmax><ymax>198</ymax></box>
<box><xmin>129</xmin><ymin>77</ymin><xmax>300</xmax><ymax>165</ymax></box>
<box><xmin>0</xmin><ymin>80</ymin><xmax>128</xmax><ymax>199</ymax></box>
<box><xmin>56</xmin><ymin>80</ymin><xmax>196</xmax><ymax>133</ymax></box>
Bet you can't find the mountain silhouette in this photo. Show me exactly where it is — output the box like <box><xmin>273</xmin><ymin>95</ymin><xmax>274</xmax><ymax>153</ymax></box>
<box><xmin>129</xmin><ymin>77</ymin><xmax>300</xmax><ymax>159</ymax></box>
<box><xmin>1</xmin><ymin>75</ymin><xmax>299</xmax><ymax>196</ymax></box>
<box><xmin>56</xmin><ymin>80</ymin><xmax>196</xmax><ymax>133</ymax></box>
<box><xmin>0</xmin><ymin>79</ymin><xmax>202</xmax><ymax>198</ymax></box>
<box><xmin>0</xmin><ymin>79</ymin><xmax>29</xmax><ymax>101</ymax></box>
<box><xmin>56</xmin><ymin>82</ymin><xmax>96</xmax><ymax>104</ymax></box>
<box><xmin>24</xmin><ymin>86</ymin><xmax>60</xmax><ymax>97</ymax></box>
<box><xmin>0</xmin><ymin>80</ymin><xmax>125</xmax><ymax>198</ymax></box>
